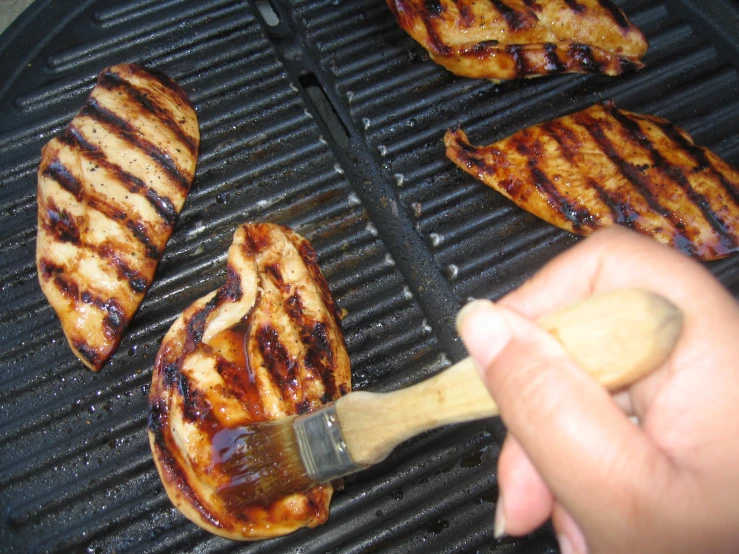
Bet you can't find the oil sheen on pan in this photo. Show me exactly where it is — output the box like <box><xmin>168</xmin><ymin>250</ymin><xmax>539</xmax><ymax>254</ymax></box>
<box><xmin>386</xmin><ymin>0</ymin><xmax>648</xmax><ymax>80</ymax></box>
<box><xmin>36</xmin><ymin>63</ymin><xmax>199</xmax><ymax>371</ymax></box>
<box><xmin>445</xmin><ymin>101</ymin><xmax>739</xmax><ymax>260</ymax></box>
<box><xmin>147</xmin><ymin>223</ymin><xmax>352</xmax><ymax>540</ymax></box>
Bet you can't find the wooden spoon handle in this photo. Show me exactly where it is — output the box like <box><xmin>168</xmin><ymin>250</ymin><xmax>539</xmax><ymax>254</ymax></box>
<box><xmin>338</xmin><ymin>288</ymin><xmax>683</xmax><ymax>466</ymax></box>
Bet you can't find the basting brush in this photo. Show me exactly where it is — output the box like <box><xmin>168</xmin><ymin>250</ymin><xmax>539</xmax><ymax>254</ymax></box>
<box><xmin>213</xmin><ymin>289</ymin><xmax>683</xmax><ymax>508</ymax></box>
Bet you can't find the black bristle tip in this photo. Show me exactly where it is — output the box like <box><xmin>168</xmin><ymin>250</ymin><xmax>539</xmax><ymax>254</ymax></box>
<box><xmin>213</xmin><ymin>417</ymin><xmax>317</xmax><ymax>509</ymax></box>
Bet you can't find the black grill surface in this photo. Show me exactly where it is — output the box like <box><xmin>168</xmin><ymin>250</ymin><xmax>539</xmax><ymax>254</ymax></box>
<box><xmin>1</xmin><ymin>0</ymin><xmax>738</xmax><ymax>552</ymax></box>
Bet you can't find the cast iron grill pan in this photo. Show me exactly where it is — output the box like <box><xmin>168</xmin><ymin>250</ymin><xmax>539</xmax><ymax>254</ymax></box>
<box><xmin>0</xmin><ymin>0</ymin><xmax>737</xmax><ymax>551</ymax></box>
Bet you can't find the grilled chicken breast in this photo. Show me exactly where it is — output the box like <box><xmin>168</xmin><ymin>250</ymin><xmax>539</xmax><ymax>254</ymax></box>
<box><xmin>445</xmin><ymin>102</ymin><xmax>739</xmax><ymax>260</ymax></box>
<box><xmin>387</xmin><ymin>0</ymin><xmax>648</xmax><ymax>80</ymax></box>
<box><xmin>148</xmin><ymin>223</ymin><xmax>351</xmax><ymax>540</ymax></box>
<box><xmin>36</xmin><ymin>64</ymin><xmax>199</xmax><ymax>370</ymax></box>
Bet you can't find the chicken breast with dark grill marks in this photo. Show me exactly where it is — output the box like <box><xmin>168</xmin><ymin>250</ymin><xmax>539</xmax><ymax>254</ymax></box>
<box><xmin>36</xmin><ymin>64</ymin><xmax>199</xmax><ymax>370</ymax></box>
<box><xmin>445</xmin><ymin>102</ymin><xmax>739</xmax><ymax>260</ymax></box>
<box><xmin>148</xmin><ymin>223</ymin><xmax>352</xmax><ymax>540</ymax></box>
<box><xmin>387</xmin><ymin>0</ymin><xmax>648</xmax><ymax>80</ymax></box>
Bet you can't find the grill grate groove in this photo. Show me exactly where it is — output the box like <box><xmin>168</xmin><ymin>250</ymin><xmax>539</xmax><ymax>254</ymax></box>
<box><xmin>1</xmin><ymin>0</ymin><xmax>739</xmax><ymax>551</ymax></box>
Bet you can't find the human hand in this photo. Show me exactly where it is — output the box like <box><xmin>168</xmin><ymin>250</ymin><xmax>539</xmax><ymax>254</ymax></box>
<box><xmin>455</xmin><ymin>227</ymin><xmax>739</xmax><ymax>554</ymax></box>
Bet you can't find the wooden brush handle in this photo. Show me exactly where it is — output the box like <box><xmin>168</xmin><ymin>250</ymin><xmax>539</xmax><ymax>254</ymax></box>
<box><xmin>336</xmin><ymin>288</ymin><xmax>683</xmax><ymax>466</ymax></box>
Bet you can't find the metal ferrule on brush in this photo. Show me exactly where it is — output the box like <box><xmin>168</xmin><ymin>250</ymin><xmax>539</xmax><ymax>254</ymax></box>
<box><xmin>293</xmin><ymin>404</ymin><xmax>365</xmax><ymax>482</ymax></box>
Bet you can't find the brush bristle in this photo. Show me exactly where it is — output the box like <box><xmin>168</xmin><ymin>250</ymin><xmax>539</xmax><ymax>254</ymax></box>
<box><xmin>213</xmin><ymin>416</ymin><xmax>317</xmax><ymax>509</ymax></box>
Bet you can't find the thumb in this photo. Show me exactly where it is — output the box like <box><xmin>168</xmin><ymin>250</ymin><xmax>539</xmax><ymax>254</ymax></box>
<box><xmin>456</xmin><ymin>300</ymin><xmax>678</xmax><ymax>551</ymax></box>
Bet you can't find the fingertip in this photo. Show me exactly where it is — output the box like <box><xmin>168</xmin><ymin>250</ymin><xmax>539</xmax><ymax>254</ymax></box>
<box><xmin>456</xmin><ymin>300</ymin><xmax>513</xmax><ymax>374</ymax></box>
<box><xmin>498</xmin><ymin>436</ymin><xmax>554</xmax><ymax>536</ymax></box>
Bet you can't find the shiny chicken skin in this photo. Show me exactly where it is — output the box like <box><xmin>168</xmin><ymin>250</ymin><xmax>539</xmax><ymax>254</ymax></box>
<box><xmin>148</xmin><ymin>223</ymin><xmax>352</xmax><ymax>540</ymax></box>
<box><xmin>445</xmin><ymin>102</ymin><xmax>739</xmax><ymax>260</ymax></box>
<box><xmin>387</xmin><ymin>0</ymin><xmax>648</xmax><ymax>79</ymax></box>
<box><xmin>36</xmin><ymin>64</ymin><xmax>199</xmax><ymax>370</ymax></box>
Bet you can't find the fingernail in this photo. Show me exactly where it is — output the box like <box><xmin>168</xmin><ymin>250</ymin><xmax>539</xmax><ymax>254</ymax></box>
<box><xmin>558</xmin><ymin>534</ymin><xmax>574</xmax><ymax>554</ymax></box>
<box><xmin>456</xmin><ymin>300</ymin><xmax>512</xmax><ymax>374</ymax></box>
<box><xmin>493</xmin><ymin>493</ymin><xmax>506</xmax><ymax>539</ymax></box>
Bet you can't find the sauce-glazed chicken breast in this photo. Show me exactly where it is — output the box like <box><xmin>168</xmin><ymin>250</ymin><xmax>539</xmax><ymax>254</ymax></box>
<box><xmin>148</xmin><ymin>223</ymin><xmax>351</xmax><ymax>540</ymax></box>
<box><xmin>445</xmin><ymin>102</ymin><xmax>739</xmax><ymax>260</ymax></box>
<box><xmin>387</xmin><ymin>0</ymin><xmax>648</xmax><ymax>79</ymax></box>
<box><xmin>36</xmin><ymin>64</ymin><xmax>199</xmax><ymax>370</ymax></box>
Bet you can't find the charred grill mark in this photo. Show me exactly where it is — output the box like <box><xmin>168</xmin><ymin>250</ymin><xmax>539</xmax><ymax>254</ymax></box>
<box><xmin>544</xmin><ymin>43</ymin><xmax>565</xmax><ymax>73</ymax></box>
<box><xmin>449</xmin><ymin>141</ymin><xmax>489</xmax><ymax>174</ymax></box>
<box><xmin>80</xmin><ymin>98</ymin><xmax>190</xmax><ymax>193</ymax></box>
<box><xmin>262</xmin><ymin>246</ymin><xmax>340</xmax><ymax>400</ymax></box>
<box><xmin>303</xmin><ymin>321</ymin><xmax>337</xmax><ymax>399</ymax></box>
<box><xmin>186</xmin><ymin>300</ymin><xmax>217</xmax><ymax>349</ymax></box>
<box><xmin>575</xmin><ymin>111</ymin><xmax>692</xmax><ymax>238</ymax></box>
<box><xmin>126</xmin><ymin>64</ymin><xmax>193</xmax><ymax>108</ymax></box>
<box><xmin>74</xmin><ymin>340</ymin><xmax>102</xmax><ymax>368</ymax></box>
<box><xmin>540</xmin><ymin>120</ymin><xmax>577</xmax><ymax>162</ymax></box>
<box><xmin>148</xmin><ymin>398</ymin><xmax>166</xmax><ymax>433</ymax></box>
<box><xmin>217</xmin><ymin>267</ymin><xmax>243</xmax><ymax>303</ymax></box>
<box><xmin>43</xmin><ymin>159</ymin><xmax>83</xmax><ymax>199</ymax></box>
<box><xmin>609</xmin><ymin>109</ymin><xmax>737</xmax><ymax>249</ymax></box>
<box><xmin>163</xmin><ymin>362</ymin><xmax>180</xmax><ymax>388</ymax></box>
<box><xmin>458</xmin><ymin>4</ymin><xmax>475</xmax><ymax>27</ymax></box>
<box><xmin>568</xmin><ymin>43</ymin><xmax>601</xmax><ymax>73</ymax></box>
<box><xmin>59</xmin><ymin>125</ymin><xmax>97</xmax><ymax>151</ymax></box>
<box><xmin>38</xmin><ymin>258</ymin><xmax>65</xmax><ymax>276</ymax></box>
<box><xmin>148</xmin><ymin>391</ymin><xmax>225</xmax><ymax>530</ymax></box>
<box><xmin>297</xmin><ymin>240</ymin><xmax>343</xmax><ymax>325</ymax></box>
<box><xmin>473</xmin><ymin>39</ymin><xmax>500</xmax><ymax>52</ymax></box>
<box><xmin>563</xmin><ymin>0</ymin><xmax>585</xmax><ymax>12</ymax></box>
<box><xmin>97</xmin><ymin>70</ymin><xmax>197</xmax><ymax>154</ymax></box>
<box><xmin>62</xmin><ymin>126</ymin><xmax>178</xmax><ymax>226</ymax></box>
<box><xmin>44</xmin><ymin>201</ymin><xmax>81</xmax><ymax>243</ymax></box>
<box><xmin>85</xmin><ymin>195</ymin><xmax>160</xmax><ymax>259</ymax></box>
<box><xmin>531</xmin><ymin>167</ymin><xmax>593</xmax><ymax>229</ymax></box>
<box><xmin>241</xmin><ymin>225</ymin><xmax>271</xmax><ymax>255</ymax></box>
<box><xmin>525</xmin><ymin>149</ymin><xmax>594</xmax><ymax>230</ymax></box>
<box><xmin>263</xmin><ymin>263</ymin><xmax>285</xmax><ymax>287</ymax></box>
<box><xmin>178</xmin><ymin>372</ymin><xmax>211</xmax><ymax>422</ymax></box>
<box><xmin>596</xmin><ymin>0</ymin><xmax>630</xmax><ymax>29</ymax></box>
<box><xmin>126</xmin><ymin>219</ymin><xmax>161</xmax><ymax>260</ymax></box>
<box><xmin>215</xmin><ymin>355</ymin><xmax>264</xmax><ymax>419</ymax></box>
<box><xmin>590</xmin><ymin>180</ymin><xmax>638</xmax><ymax>228</ymax></box>
<box><xmin>94</xmin><ymin>243</ymin><xmax>149</xmax><ymax>294</ymax></box>
<box><xmin>256</xmin><ymin>324</ymin><xmax>299</xmax><ymax>395</ymax></box>
<box><xmin>542</xmin><ymin>119</ymin><xmax>636</xmax><ymax>229</ymax></box>
<box><xmin>145</xmin><ymin>189</ymin><xmax>178</xmax><ymax>226</ymax></box>
<box><xmin>424</xmin><ymin>0</ymin><xmax>442</xmax><ymax>16</ymax></box>
<box><xmin>53</xmin><ymin>274</ymin><xmax>79</xmax><ymax>300</ymax></box>
<box><xmin>660</xmin><ymin>121</ymin><xmax>739</xmax><ymax>205</ymax></box>
<box><xmin>505</xmin><ymin>44</ymin><xmax>527</xmax><ymax>77</ymax></box>
<box><xmin>488</xmin><ymin>0</ymin><xmax>529</xmax><ymax>30</ymax></box>
<box><xmin>296</xmin><ymin>400</ymin><xmax>312</xmax><ymax>414</ymax></box>
<box><xmin>79</xmin><ymin>292</ymin><xmax>126</xmax><ymax>338</ymax></box>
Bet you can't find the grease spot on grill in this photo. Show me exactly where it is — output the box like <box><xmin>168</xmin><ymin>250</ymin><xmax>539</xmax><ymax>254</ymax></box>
<box><xmin>347</xmin><ymin>192</ymin><xmax>361</xmax><ymax>205</ymax></box>
<box><xmin>394</xmin><ymin>173</ymin><xmax>404</xmax><ymax>187</ymax></box>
